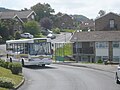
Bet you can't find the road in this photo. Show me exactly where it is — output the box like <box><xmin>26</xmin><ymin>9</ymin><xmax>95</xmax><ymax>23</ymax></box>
<box><xmin>18</xmin><ymin>64</ymin><xmax>120</xmax><ymax>90</ymax></box>
<box><xmin>51</xmin><ymin>32</ymin><xmax>72</xmax><ymax>43</ymax></box>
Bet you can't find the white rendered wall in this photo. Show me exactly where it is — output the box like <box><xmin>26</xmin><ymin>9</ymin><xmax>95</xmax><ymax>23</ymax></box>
<box><xmin>96</xmin><ymin>48</ymin><xmax>109</xmax><ymax>56</ymax></box>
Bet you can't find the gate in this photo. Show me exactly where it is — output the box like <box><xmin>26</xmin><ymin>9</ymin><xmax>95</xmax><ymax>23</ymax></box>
<box><xmin>53</xmin><ymin>42</ymin><xmax>74</xmax><ymax>62</ymax></box>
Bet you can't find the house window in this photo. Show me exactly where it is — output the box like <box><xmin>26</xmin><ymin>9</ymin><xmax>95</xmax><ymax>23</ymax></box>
<box><xmin>31</xmin><ymin>15</ymin><xmax>34</xmax><ymax>19</ymax></box>
<box><xmin>90</xmin><ymin>42</ymin><xmax>94</xmax><ymax>47</ymax></box>
<box><xmin>110</xmin><ymin>19</ymin><xmax>115</xmax><ymax>28</ymax></box>
<box><xmin>85</xmin><ymin>23</ymin><xmax>89</xmax><ymax>25</ymax></box>
<box><xmin>102</xmin><ymin>56</ymin><xmax>108</xmax><ymax>61</ymax></box>
<box><xmin>95</xmin><ymin>42</ymin><xmax>108</xmax><ymax>48</ymax></box>
<box><xmin>75</xmin><ymin>42</ymin><xmax>82</xmax><ymax>48</ymax></box>
<box><xmin>113</xmin><ymin>41</ymin><xmax>119</xmax><ymax>48</ymax></box>
<box><xmin>113</xmin><ymin>56</ymin><xmax>119</xmax><ymax>62</ymax></box>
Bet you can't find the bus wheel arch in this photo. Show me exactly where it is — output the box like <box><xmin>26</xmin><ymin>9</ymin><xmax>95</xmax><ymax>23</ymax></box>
<box><xmin>21</xmin><ymin>59</ymin><xmax>25</xmax><ymax>66</ymax></box>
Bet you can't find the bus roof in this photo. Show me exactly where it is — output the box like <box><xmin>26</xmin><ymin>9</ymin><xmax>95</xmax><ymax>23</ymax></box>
<box><xmin>6</xmin><ymin>38</ymin><xmax>51</xmax><ymax>44</ymax></box>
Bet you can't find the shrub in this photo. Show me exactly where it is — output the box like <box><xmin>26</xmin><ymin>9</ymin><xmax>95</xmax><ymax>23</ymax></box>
<box><xmin>0</xmin><ymin>60</ymin><xmax>11</xmax><ymax>69</ymax></box>
<box><xmin>0</xmin><ymin>60</ymin><xmax>22</xmax><ymax>74</ymax></box>
<box><xmin>3</xmin><ymin>62</ymin><xmax>10</xmax><ymax>69</ymax></box>
<box><xmin>97</xmin><ymin>59</ymin><xmax>103</xmax><ymax>63</ymax></box>
<box><xmin>0</xmin><ymin>59</ymin><xmax>5</xmax><ymax>67</ymax></box>
<box><xmin>0</xmin><ymin>77</ymin><xmax>15</xmax><ymax>89</ymax></box>
<box><xmin>14</xmin><ymin>31</ymin><xmax>21</xmax><ymax>40</ymax></box>
<box><xmin>34</xmin><ymin>33</ymin><xmax>43</xmax><ymax>38</ymax></box>
<box><xmin>9</xmin><ymin>62</ymin><xmax>22</xmax><ymax>75</ymax></box>
<box><xmin>8</xmin><ymin>62</ymin><xmax>13</xmax><ymax>70</ymax></box>
<box><xmin>52</xmin><ymin>28</ymin><xmax>60</xmax><ymax>34</ymax></box>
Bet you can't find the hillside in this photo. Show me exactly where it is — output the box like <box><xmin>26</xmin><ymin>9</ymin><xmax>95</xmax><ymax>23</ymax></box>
<box><xmin>71</xmin><ymin>15</ymin><xmax>90</xmax><ymax>22</ymax></box>
<box><xmin>0</xmin><ymin>7</ymin><xmax>17</xmax><ymax>12</ymax></box>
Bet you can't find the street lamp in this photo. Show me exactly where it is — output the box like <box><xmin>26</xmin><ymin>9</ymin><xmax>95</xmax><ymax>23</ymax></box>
<box><xmin>64</xmin><ymin>33</ymin><xmax>66</xmax><ymax>42</ymax></box>
<box><xmin>75</xmin><ymin>30</ymin><xmax>81</xmax><ymax>63</ymax></box>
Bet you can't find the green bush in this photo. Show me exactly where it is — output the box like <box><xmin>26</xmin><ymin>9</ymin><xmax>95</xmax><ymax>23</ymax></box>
<box><xmin>3</xmin><ymin>62</ymin><xmax>10</xmax><ymax>69</ymax></box>
<box><xmin>0</xmin><ymin>59</ymin><xmax>5</xmax><ymax>67</ymax></box>
<box><xmin>8</xmin><ymin>62</ymin><xmax>13</xmax><ymax>70</ymax></box>
<box><xmin>0</xmin><ymin>77</ymin><xmax>15</xmax><ymax>89</ymax></box>
<box><xmin>14</xmin><ymin>31</ymin><xmax>21</xmax><ymax>40</ymax></box>
<box><xmin>52</xmin><ymin>28</ymin><xmax>60</xmax><ymax>34</ymax></box>
<box><xmin>97</xmin><ymin>59</ymin><xmax>103</xmax><ymax>63</ymax></box>
<box><xmin>34</xmin><ymin>33</ymin><xmax>44</xmax><ymax>38</ymax></box>
<box><xmin>0</xmin><ymin>60</ymin><xmax>22</xmax><ymax>74</ymax></box>
<box><xmin>0</xmin><ymin>60</ymin><xmax>11</xmax><ymax>69</ymax></box>
<box><xmin>9</xmin><ymin>62</ymin><xmax>22</xmax><ymax>75</ymax></box>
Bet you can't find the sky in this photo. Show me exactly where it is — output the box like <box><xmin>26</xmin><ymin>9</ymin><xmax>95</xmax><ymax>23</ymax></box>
<box><xmin>0</xmin><ymin>0</ymin><xmax>120</xmax><ymax>19</ymax></box>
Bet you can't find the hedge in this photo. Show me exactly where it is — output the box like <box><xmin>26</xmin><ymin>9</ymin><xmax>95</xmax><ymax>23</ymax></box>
<box><xmin>9</xmin><ymin>62</ymin><xmax>22</xmax><ymax>75</ymax></box>
<box><xmin>0</xmin><ymin>59</ymin><xmax>22</xmax><ymax>75</ymax></box>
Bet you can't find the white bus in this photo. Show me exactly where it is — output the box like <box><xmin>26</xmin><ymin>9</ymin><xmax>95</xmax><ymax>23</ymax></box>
<box><xmin>6</xmin><ymin>38</ymin><xmax>53</xmax><ymax>67</ymax></box>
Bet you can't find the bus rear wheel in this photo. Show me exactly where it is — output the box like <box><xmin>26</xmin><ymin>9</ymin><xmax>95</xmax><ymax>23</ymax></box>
<box><xmin>42</xmin><ymin>64</ymin><xmax>45</xmax><ymax>67</ymax></box>
<box><xmin>10</xmin><ymin>58</ymin><xmax>12</xmax><ymax>62</ymax></box>
<box><xmin>21</xmin><ymin>59</ymin><xmax>25</xmax><ymax>67</ymax></box>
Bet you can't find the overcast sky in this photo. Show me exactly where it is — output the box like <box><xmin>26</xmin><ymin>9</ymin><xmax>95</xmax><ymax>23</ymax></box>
<box><xmin>0</xmin><ymin>0</ymin><xmax>120</xmax><ymax>19</ymax></box>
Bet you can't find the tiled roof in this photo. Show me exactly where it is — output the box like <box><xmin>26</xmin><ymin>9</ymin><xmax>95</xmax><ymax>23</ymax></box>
<box><xmin>70</xmin><ymin>31</ymin><xmax>120</xmax><ymax>42</ymax></box>
<box><xmin>15</xmin><ymin>10</ymin><xmax>35</xmax><ymax>18</ymax></box>
<box><xmin>95</xmin><ymin>12</ymin><xmax>120</xmax><ymax>20</ymax></box>
<box><xmin>0</xmin><ymin>10</ymin><xmax>35</xmax><ymax>19</ymax></box>
<box><xmin>0</xmin><ymin>12</ymin><xmax>16</xmax><ymax>19</ymax></box>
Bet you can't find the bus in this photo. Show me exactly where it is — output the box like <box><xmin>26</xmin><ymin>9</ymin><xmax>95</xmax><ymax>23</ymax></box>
<box><xmin>6</xmin><ymin>38</ymin><xmax>53</xmax><ymax>67</ymax></box>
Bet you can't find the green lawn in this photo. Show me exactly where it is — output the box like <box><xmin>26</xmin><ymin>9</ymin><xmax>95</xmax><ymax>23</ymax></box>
<box><xmin>0</xmin><ymin>67</ymin><xmax>23</xmax><ymax>90</ymax></box>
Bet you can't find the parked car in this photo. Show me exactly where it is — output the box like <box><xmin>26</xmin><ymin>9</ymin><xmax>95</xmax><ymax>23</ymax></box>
<box><xmin>47</xmin><ymin>33</ymin><xmax>56</xmax><ymax>39</ymax></box>
<box><xmin>115</xmin><ymin>64</ymin><xmax>120</xmax><ymax>84</ymax></box>
<box><xmin>21</xmin><ymin>33</ymin><xmax>33</xmax><ymax>39</ymax></box>
<box><xmin>47</xmin><ymin>29</ymin><xmax>53</xmax><ymax>33</ymax></box>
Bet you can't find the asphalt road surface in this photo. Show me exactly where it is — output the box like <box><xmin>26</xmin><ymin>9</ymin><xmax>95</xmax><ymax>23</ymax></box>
<box><xmin>51</xmin><ymin>32</ymin><xmax>72</xmax><ymax>43</ymax></box>
<box><xmin>18</xmin><ymin>64</ymin><xmax>120</xmax><ymax>90</ymax></box>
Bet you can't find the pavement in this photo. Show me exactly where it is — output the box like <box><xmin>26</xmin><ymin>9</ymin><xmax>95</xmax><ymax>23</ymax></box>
<box><xmin>53</xmin><ymin>61</ymin><xmax>118</xmax><ymax>73</ymax></box>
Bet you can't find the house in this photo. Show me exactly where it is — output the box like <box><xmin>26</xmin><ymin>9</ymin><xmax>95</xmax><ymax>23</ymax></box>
<box><xmin>70</xmin><ymin>12</ymin><xmax>120</xmax><ymax>63</ymax></box>
<box><xmin>80</xmin><ymin>19</ymin><xmax>95</xmax><ymax>31</ymax></box>
<box><xmin>70</xmin><ymin>31</ymin><xmax>120</xmax><ymax>63</ymax></box>
<box><xmin>95</xmin><ymin>12</ymin><xmax>120</xmax><ymax>31</ymax></box>
<box><xmin>54</xmin><ymin>13</ymin><xmax>74</xmax><ymax>29</ymax></box>
<box><xmin>0</xmin><ymin>10</ymin><xmax>36</xmax><ymax>32</ymax></box>
<box><xmin>15</xmin><ymin>10</ymin><xmax>36</xmax><ymax>22</ymax></box>
<box><xmin>0</xmin><ymin>12</ymin><xmax>23</xmax><ymax>32</ymax></box>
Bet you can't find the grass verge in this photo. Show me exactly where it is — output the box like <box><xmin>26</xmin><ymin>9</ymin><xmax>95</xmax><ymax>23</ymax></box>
<box><xmin>0</xmin><ymin>67</ymin><xmax>23</xmax><ymax>90</ymax></box>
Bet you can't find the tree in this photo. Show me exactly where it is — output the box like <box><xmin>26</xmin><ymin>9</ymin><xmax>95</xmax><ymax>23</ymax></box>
<box><xmin>98</xmin><ymin>10</ymin><xmax>106</xmax><ymax>16</ymax></box>
<box><xmin>40</xmin><ymin>17</ymin><xmax>53</xmax><ymax>30</ymax></box>
<box><xmin>0</xmin><ymin>21</ymin><xmax>9</xmax><ymax>40</ymax></box>
<box><xmin>14</xmin><ymin>31</ymin><xmax>21</xmax><ymax>40</ymax></box>
<box><xmin>31</xmin><ymin>3</ymin><xmax>55</xmax><ymax>21</ymax></box>
<box><xmin>23</xmin><ymin>21</ymin><xmax>40</xmax><ymax>35</ymax></box>
<box><xmin>53</xmin><ymin>13</ymin><xmax>74</xmax><ymax>29</ymax></box>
